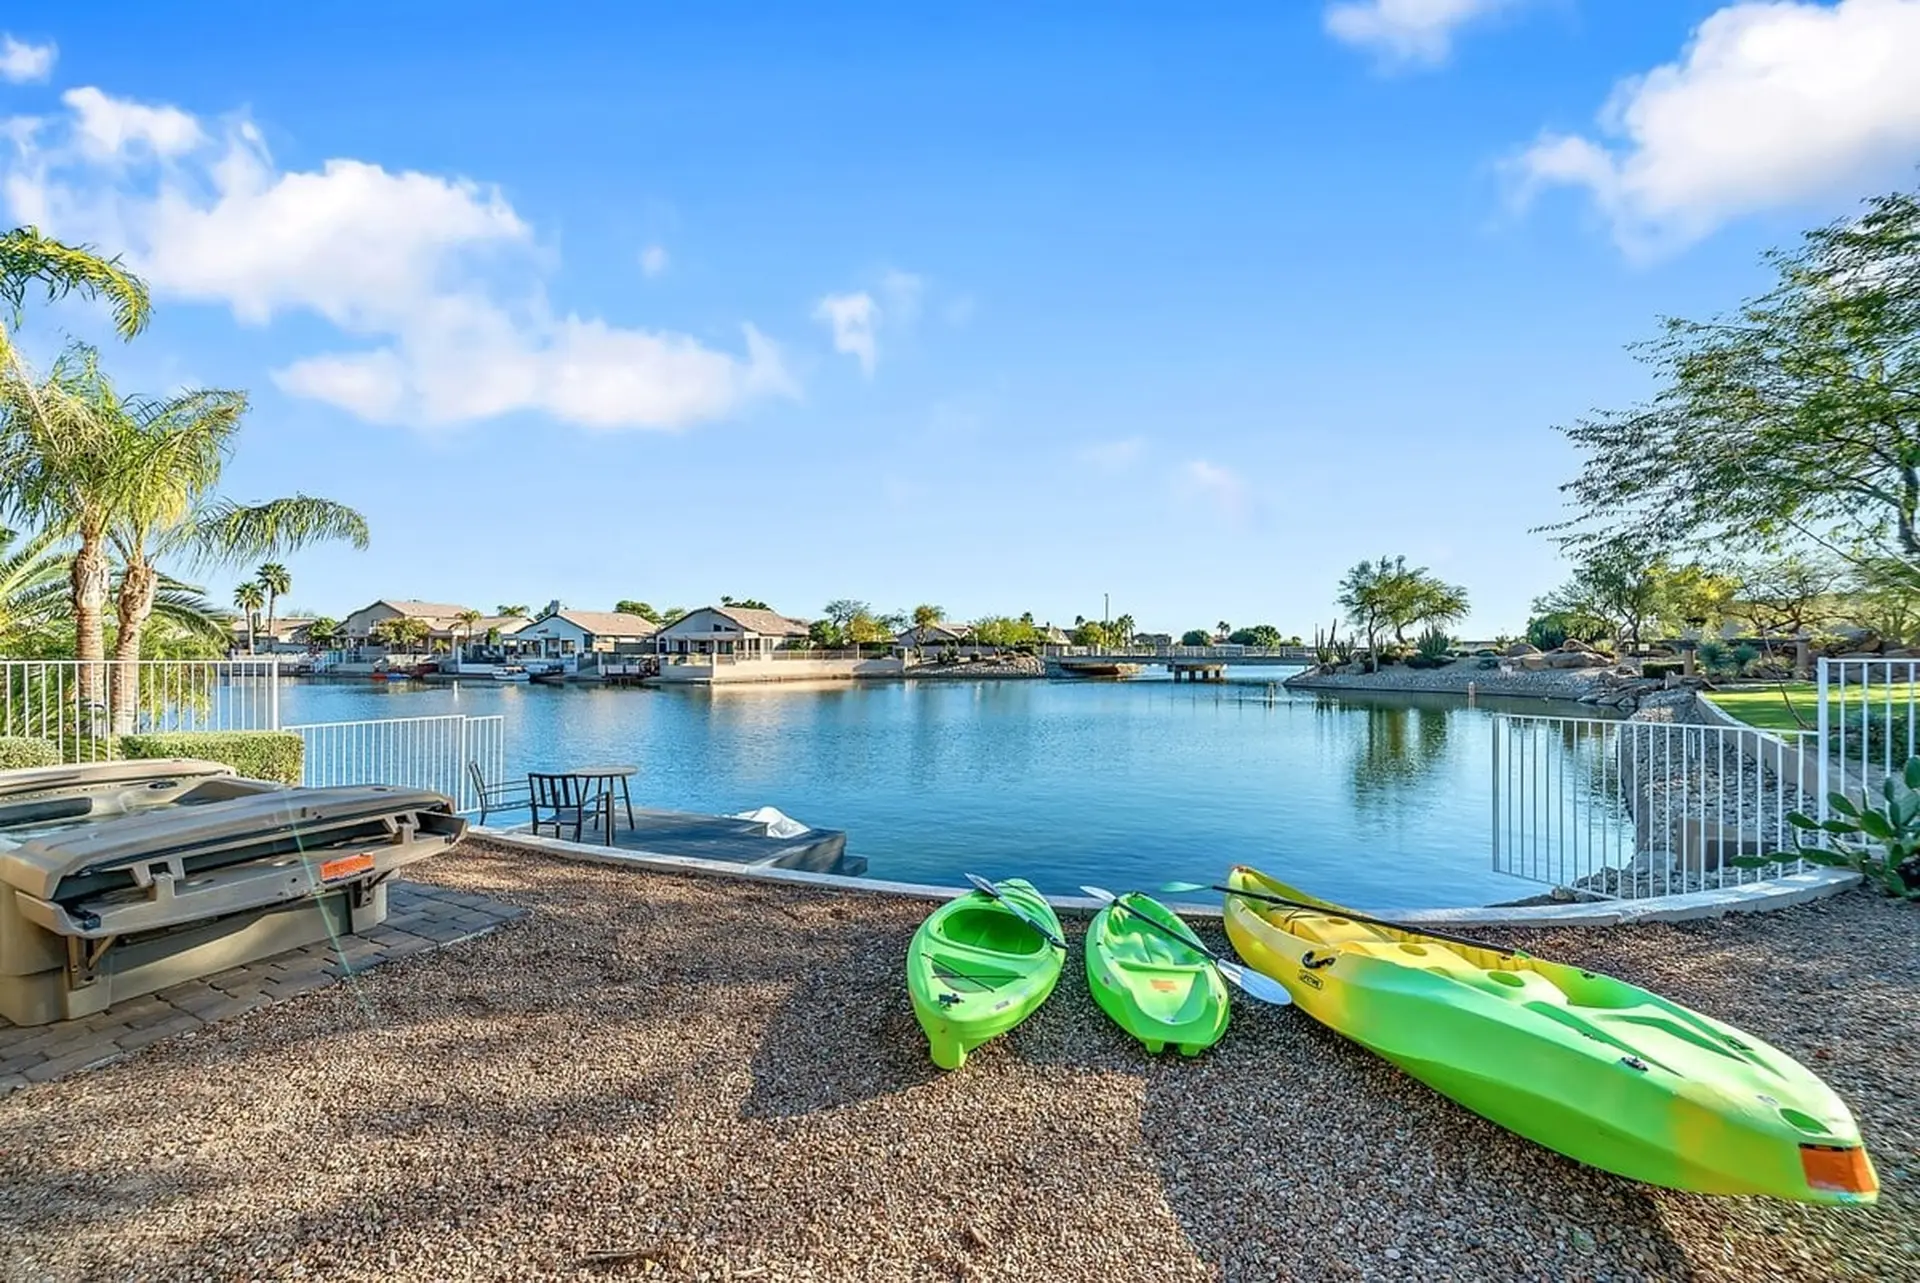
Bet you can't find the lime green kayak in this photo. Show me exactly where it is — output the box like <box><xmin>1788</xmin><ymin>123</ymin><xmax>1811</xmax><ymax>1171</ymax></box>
<box><xmin>1085</xmin><ymin>892</ymin><xmax>1228</xmax><ymax>1055</ymax></box>
<box><xmin>1225</xmin><ymin>865</ymin><xmax>1877</xmax><ymax>1205</ymax></box>
<box><xmin>907</xmin><ymin>879</ymin><xmax>1064</xmax><ymax>1070</ymax></box>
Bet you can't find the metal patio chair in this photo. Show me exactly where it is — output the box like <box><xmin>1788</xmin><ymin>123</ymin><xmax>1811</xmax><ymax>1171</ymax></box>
<box><xmin>466</xmin><ymin>761</ymin><xmax>531</xmax><ymax>826</ymax></box>
<box><xmin>526</xmin><ymin>771</ymin><xmax>611</xmax><ymax>844</ymax></box>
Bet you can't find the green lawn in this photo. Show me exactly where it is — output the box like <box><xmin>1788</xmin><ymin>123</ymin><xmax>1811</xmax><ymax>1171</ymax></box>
<box><xmin>1704</xmin><ymin>682</ymin><xmax>1920</xmax><ymax>732</ymax></box>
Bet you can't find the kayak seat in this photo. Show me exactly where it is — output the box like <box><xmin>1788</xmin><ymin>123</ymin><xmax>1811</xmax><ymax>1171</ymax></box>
<box><xmin>936</xmin><ymin>905</ymin><xmax>1048</xmax><ymax>955</ymax></box>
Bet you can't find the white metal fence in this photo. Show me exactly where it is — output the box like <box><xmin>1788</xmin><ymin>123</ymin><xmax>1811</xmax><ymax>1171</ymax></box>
<box><xmin>1492</xmin><ymin>713</ymin><xmax>1813</xmax><ymax>897</ymax></box>
<box><xmin>287</xmin><ymin>713</ymin><xmax>505</xmax><ymax>815</ymax></box>
<box><xmin>0</xmin><ymin>658</ymin><xmax>283</xmax><ymax>756</ymax></box>
<box><xmin>1816</xmin><ymin>656</ymin><xmax>1920</xmax><ymax>814</ymax></box>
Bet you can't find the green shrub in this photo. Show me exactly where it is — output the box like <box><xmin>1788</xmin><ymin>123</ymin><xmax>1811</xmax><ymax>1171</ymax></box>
<box><xmin>1730</xmin><ymin>642</ymin><xmax>1761</xmax><ymax>675</ymax></box>
<box><xmin>1525</xmin><ymin>617</ymin><xmax>1568</xmax><ymax>651</ymax></box>
<box><xmin>1414</xmin><ymin>625</ymin><xmax>1452</xmax><ymax>662</ymax></box>
<box><xmin>1696</xmin><ymin>640</ymin><xmax>1732</xmax><ymax>676</ymax></box>
<box><xmin>1181</xmin><ymin>629</ymin><xmax>1210</xmax><ymax>647</ymax></box>
<box><xmin>1737</xmin><ymin>759</ymin><xmax>1920</xmax><ymax>898</ymax></box>
<box><xmin>0</xmin><ymin>737</ymin><xmax>60</xmax><ymax>770</ymax></box>
<box><xmin>117</xmin><ymin>731</ymin><xmax>305</xmax><ymax>785</ymax></box>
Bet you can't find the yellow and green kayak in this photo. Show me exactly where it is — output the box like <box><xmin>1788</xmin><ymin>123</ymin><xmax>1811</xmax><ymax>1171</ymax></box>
<box><xmin>1224</xmin><ymin>865</ymin><xmax>1877</xmax><ymax>1205</ymax></box>
<box><xmin>907</xmin><ymin>878</ymin><xmax>1064</xmax><ymax>1070</ymax></box>
<box><xmin>1085</xmin><ymin>892</ymin><xmax>1228</xmax><ymax>1055</ymax></box>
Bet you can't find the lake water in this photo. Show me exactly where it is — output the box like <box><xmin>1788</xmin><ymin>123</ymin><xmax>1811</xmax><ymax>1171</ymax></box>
<box><xmin>277</xmin><ymin>672</ymin><xmax>1582</xmax><ymax>910</ymax></box>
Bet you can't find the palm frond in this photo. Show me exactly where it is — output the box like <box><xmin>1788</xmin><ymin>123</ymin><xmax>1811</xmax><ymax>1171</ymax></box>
<box><xmin>0</xmin><ymin>226</ymin><xmax>152</xmax><ymax>340</ymax></box>
<box><xmin>191</xmin><ymin>496</ymin><xmax>371</xmax><ymax>565</ymax></box>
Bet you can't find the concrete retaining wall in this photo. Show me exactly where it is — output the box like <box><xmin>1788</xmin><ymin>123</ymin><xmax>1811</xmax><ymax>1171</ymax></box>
<box><xmin>654</xmin><ymin>657</ymin><xmax>905</xmax><ymax>684</ymax></box>
<box><xmin>473</xmin><ymin>828</ymin><xmax>1860</xmax><ymax>927</ymax></box>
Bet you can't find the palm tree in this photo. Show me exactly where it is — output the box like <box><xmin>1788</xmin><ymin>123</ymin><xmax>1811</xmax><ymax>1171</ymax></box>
<box><xmin>1216</xmin><ymin>620</ymin><xmax>1231</xmax><ymax>641</ymax></box>
<box><xmin>233</xmin><ymin>581</ymin><xmax>264</xmax><ymax>653</ymax></box>
<box><xmin>497</xmin><ymin>604</ymin><xmax>528</xmax><ymax>617</ymax></box>
<box><xmin>255</xmin><ymin>562</ymin><xmax>290</xmax><ymax>645</ymax></box>
<box><xmin>1114</xmin><ymin>613</ymin><xmax>1136</xmax><ymax>647</ymax></box>
<box><xmin>453</xmin><ymin>607</ymin><xmax>483</xmax><ymax>659</ymax></box>
<box><xmin>0</xmin><ymin>525</ymin><xmax>68</xmax><ymax>654</ymax></box>
<box><xmin>0</xmin><ymin>349</ymin><xmax>138</xmax><ymax>703</ymax></box>
<box><xmin>29</xmin><ymin>363</ymin><xmax>373</xmax><ymax>729</ymax></box>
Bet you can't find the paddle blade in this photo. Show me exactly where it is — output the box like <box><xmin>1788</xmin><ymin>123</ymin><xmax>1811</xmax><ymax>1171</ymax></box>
<box><xmin>1158</xmin><ymin>881</ymin><xmax>1210</xmax><ymax>894</ymax></box>
<box><xmin>1078</xmin><ymin>885</ymin><xmax>1118</xmax><ymax>903</ymax></box>
<box><xmin>964</xmin><ymin>872</ymin><xmax>1001</xmax><ymax>898</ymax></box>
<box><xmin>1217</xmin><ymin>960</ymin><xmax>1293</xmax><ymax>1006</ymax></box>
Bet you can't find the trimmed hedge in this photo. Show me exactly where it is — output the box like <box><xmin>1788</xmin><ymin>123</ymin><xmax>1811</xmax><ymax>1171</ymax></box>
<box><xmin>0</xmin><ymin>736</ymin><xmax>61</xmax><ymax>771</ymax></box>
<box><xmin>117</xmin><ymin>731</ymin><xmax>305</xmax><ymax>785</ymax></box>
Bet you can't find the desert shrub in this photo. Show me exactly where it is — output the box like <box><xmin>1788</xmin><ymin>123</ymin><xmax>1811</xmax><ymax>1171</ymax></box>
<box><xmin>116</xmin><ymin>731</ymin><xmax>305</xmax><ymax>785</ymax></box>
<box><xmin>1730</xmin><ymin>642</ymin><xmax>1761</xmax><ymax>675</ymax></box>
<box><xmin>1696</xmin><ymin>640</ymin><xmax>1732</xmax><ymax>676</ymax></box>
<box><xmin>1415</xmin><ymin>625</ymin><xmax>1452</xmax><ymax>662</ymax></box>
<box><xmin>1737</xmin><ymin>760</ymin><xmax>1920</xmax><ymax>899</ymax></box>
<box><xmin>0</xmin><ymin>737</ymin><xmax>60</xmax><ymax>771</ymax></box>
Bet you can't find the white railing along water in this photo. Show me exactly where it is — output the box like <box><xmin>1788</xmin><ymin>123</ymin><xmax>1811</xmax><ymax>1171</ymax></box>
<box><xmin>0</xmin><ymin>658</ymin><xmax>283</xmax><ymax>756</ymax></box>
<box><xmin>287</xmin><ymin>713</ymin><xmax>505</xmax><ymax>815</ymax></box>
<box><xmin>1492</xmin><ymin>713</ymin><xmax>1813</xmax><ymax>897</ymax></box>
<box><xmin>1816</xmin><ymin>655</ymin><xmax>1920</xmax><ymax>816</ymax></box>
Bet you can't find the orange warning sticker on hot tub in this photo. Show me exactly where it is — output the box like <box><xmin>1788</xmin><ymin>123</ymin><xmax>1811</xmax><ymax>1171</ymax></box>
<box><xmin>319</xmin><ymin>852</ymin><xmax>375</xmax><ymax>881</ymax></box>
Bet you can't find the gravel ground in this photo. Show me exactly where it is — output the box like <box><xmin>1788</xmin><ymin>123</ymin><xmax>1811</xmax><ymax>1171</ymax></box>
<box><xmin>1</xmin><ymin>843</ymin><xmax>1914</xmax><ymax>1282</ymax></box>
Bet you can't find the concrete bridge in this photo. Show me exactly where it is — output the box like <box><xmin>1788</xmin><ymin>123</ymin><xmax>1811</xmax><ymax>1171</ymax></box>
<box><xmin>1042</xmin><ymin>645</ymin><xmax>1312</xmax><ymax>681</ymax></box>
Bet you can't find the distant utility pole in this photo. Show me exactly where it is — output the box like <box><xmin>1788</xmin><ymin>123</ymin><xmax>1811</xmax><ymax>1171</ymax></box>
<box><xmin>1104</xmin><ymin>593</ymin><xmax>1109</xmax><ymax>627</ymax></box>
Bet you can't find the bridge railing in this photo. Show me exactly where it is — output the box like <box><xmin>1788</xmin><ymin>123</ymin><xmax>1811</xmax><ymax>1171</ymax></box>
<box><xmin>1041</xmin><ymin>645</ymin><xmax>1312</xmax><ymax>660</ymax></box>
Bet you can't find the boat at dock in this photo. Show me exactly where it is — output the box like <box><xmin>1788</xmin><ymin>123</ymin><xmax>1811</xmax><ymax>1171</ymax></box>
<box><xmin>491</xmin><ymin>666</ymin><xmax>531</xmax><ymax>682</ymax></box>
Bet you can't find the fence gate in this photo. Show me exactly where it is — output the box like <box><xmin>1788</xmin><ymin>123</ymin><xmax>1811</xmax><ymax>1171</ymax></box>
<box><xmin>287</xmin><ymin>714</ymin><xmax>505</xmax><ymax>815</ymax></box>
<box><xmin>1491</xmin><ymin>712</ymin><xmax>1813</xmax><ymax>897</ymax></box>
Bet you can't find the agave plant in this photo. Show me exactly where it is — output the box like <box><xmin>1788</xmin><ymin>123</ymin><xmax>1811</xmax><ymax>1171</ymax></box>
<box><xmin>1737</xmin><ymin>757</ymin><xmax>1920</xmax><ymax>898</ymax></box>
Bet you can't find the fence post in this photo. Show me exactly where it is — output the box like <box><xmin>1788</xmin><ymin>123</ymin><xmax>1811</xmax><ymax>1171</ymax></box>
<box><xmin>268</xmin><ymin>656</ymin><xmax>281</xmax><ymax>730</ymax></box>
<box><xmin>1816</xmin><ymin>656</ymin><xmax>1829</xmax><ymax>837</ymax></box>
<box><xmin>1489</xmin><ymin>715</ymin><xmax>1501</xmax><ymax>869</ymax></box>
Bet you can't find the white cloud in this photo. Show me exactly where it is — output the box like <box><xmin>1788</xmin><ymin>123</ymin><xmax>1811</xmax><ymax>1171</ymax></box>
<box><xmin>639</xmin><ymin>243</ymin><xmax>669</xmax><ymax>278</ymax></box>
<box><xmin>813</xmin><ymin>290</ymin><xmax>880</xmax><ymax>377</ymax></box>
<box><xmin>1076</xmin><ymin>437</ymin><xmax>1145</xmax><ymax>470</ymax></box>
<box><xmin>1324</xmin><ymin>0</ymin><xmax>1523</xmax><ymax>67</ymax></box>
<box><xmin>62</xmin><ymin>87</ymin><xmax>205</xmax><ymax>161</ymax></box>
<box><xmin>1512</xmin><ymin>0</ymin><xmax>1920</xmax><ymax>252</ymax></box>
<box><xmin>0</xmin><ymin>35</ymin><xmax>55</xmax><ymax>84</ymax></box>
<box><xmin>1178</xmin><ymin>459</ymin><xmax>1252</xmax><ymax>519</ymax></box>
<box><xmin>2</xmin><ymin>88</ymin><xmax>794</xmax><ymax>432</ymax></box>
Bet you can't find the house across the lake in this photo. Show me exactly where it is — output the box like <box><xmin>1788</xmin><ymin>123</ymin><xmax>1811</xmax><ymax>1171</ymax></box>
<box><xmin>894</xmin><ymin>621</ymin><xmax>972</xmax><ymax>648</ymax></box>
<box><xmin>517</xmin><ymin>609</ymin><xmax>660</xmax><ymax>660</ymax></box>
<box><xmin>654</xmin><ymin>605</ymin><xmax>811</xmax><ymax>658</ymax></box>
<box><xmin>335</xmin><ymin>600</ymin><xmax>474</xmax><ymax>649</ymax></box>
<box><xmin>229</xmin><ymin>616</ymin><xmax>316</xmax><ymax>654</ymax></box>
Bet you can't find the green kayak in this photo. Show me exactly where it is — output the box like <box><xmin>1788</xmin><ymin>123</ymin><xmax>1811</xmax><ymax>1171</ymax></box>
<box><xmin>1085</xmin><ymin>892</ymin><xmax>1229</xmax><ymax>1055</ymax></box>
<box><xmin>907</xmin><ymin>879</ymin><xmax>1064</xmax><ymax>1070</ymax></box>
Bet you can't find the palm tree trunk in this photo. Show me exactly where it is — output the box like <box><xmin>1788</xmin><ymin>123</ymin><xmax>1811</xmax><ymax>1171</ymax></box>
<box><xmin>264</xmin><ymin>590</ymin><xmax>276</xmax><ymax>649</ymax></box>
<box><xmin>109</xmin><ymin>559</ymin><xmax>160</xmax><ymax>735</ymax></box>
<box><xmin>70</xmin><ymin>533</ymin><xmax>111</xmax><ymax>713</ymax></box>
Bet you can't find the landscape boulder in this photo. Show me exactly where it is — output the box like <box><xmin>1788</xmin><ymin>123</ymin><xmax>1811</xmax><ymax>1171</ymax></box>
<box><xmin>1545</xmin><ymin>649</ymin><xmax>1612</xmax><ymax>669</ymax></box>
<box><xmin>1505</xmin><ymin>642</ymin><xmax>1541</xmax><ymax>658</ymax></box>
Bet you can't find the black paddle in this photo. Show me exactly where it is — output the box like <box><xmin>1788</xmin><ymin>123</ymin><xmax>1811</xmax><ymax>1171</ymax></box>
<box><xmin>1080</xmin><ymin>885</ymin><xmax>1292</xmax><ymax>1006</ymax></box>
<box><xmin>1160</xmin><ymin>878</ymin><xmax>1523</xmax><ymax>958</ymax></box>
<box><xmin>963</xmin><ymin>873</ymin><xmax>1066</xmax><ymax>950</ymax></box>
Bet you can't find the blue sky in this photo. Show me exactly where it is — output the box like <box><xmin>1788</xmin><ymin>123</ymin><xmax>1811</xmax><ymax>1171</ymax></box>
<box><xmin>5</xmin><ymin>1</ymin><xmax>1920</xmax><ymax>634</ymax></box>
